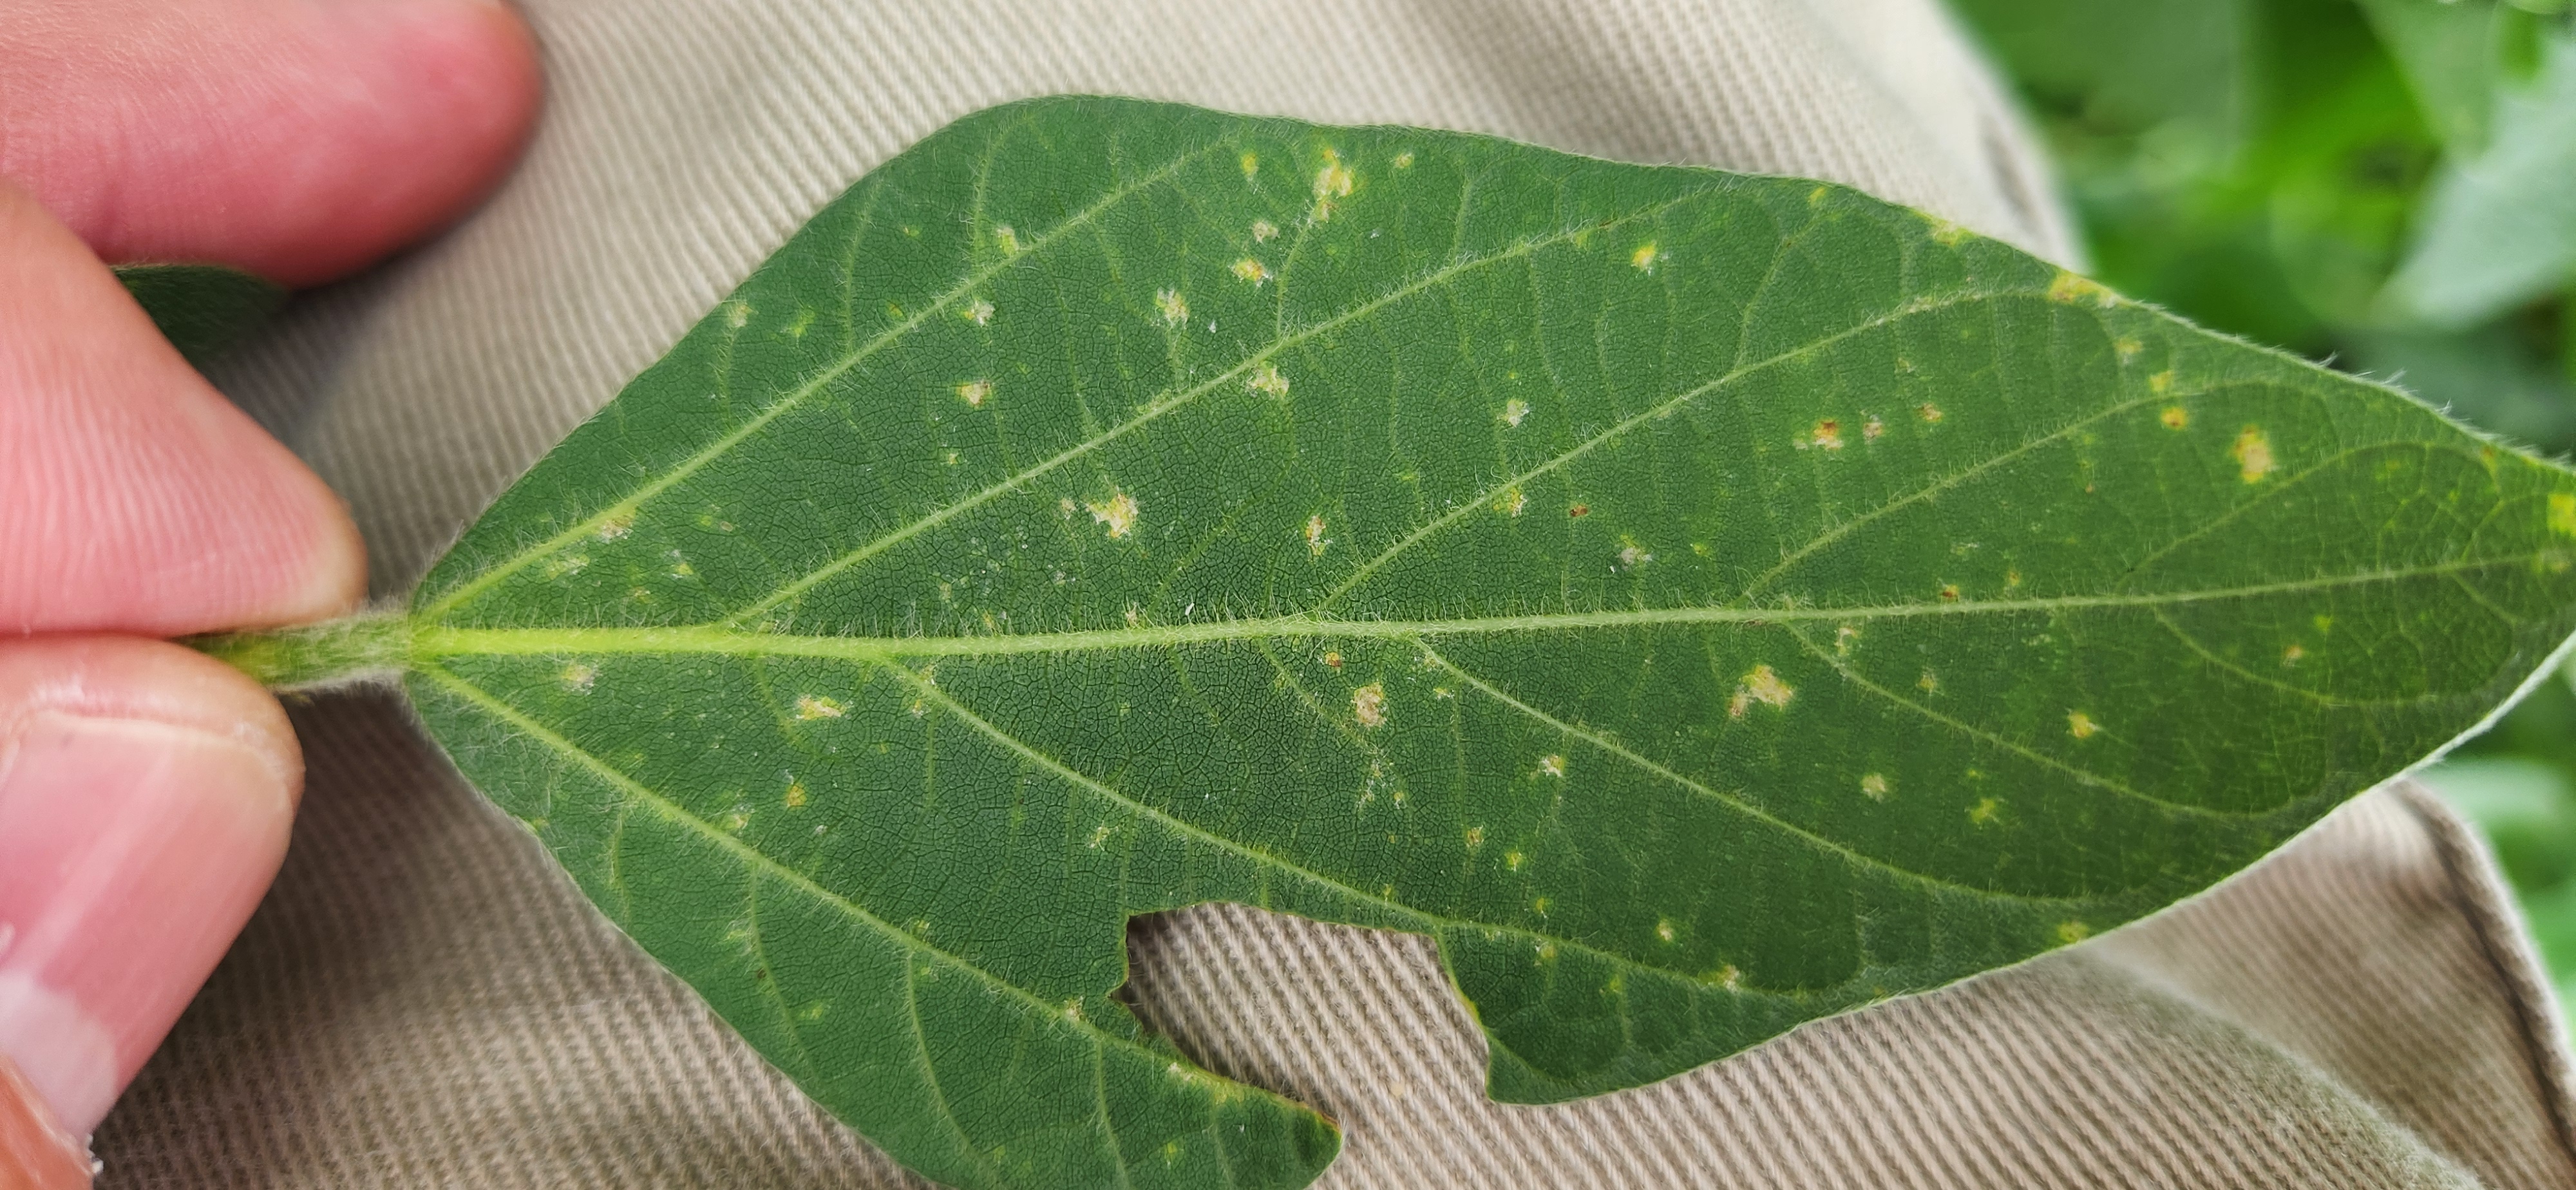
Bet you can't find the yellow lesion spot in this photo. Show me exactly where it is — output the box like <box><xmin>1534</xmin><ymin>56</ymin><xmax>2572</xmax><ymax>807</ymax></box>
<box><xmin>1656</xmin><ymin>919</ymin><xmax>1678</xmax><ymax>944</ymax></box>
<box><xmin>1617</xmin><ymin>540</ymin><xmax>1653</xmax><ymax>569</ymax></box>
<box><xmin>956</xmin><ymin>379</ymin><xmax>991</xmax><ymax>408</ymax></box>
<box><xmin>2067</xmin><ymin>711</ymin><xmax>2101</xmax><ymax>739</ymax></box>
<box><xmin>965</xmin><ymin>298</ymin><xmax>994</xmax><ymax>326</ymax></box>
<box><xmin>2047</xmin><ymin>270</ymin><xmax>2116</xmax><ymax>307</ymax></box>
<box><xmin>1240</xmin><ymin>151</ymin><xmax>1259</xmax><ymax>179</ymax></box>
<box><xmin>1728</xmin><ymin>663</ymin><xmax>1795</xmax><ymax>718</ymax></box>
<box><xmin>1251</xmin><ymin>219</ymin><xmax>1279</xmax><ymax>243</ymax></box>
<box><xmin>1392</xmin><ymin>151</ymin><xmax>1416</xmax><ymax>169</ymax></box>
<box><xmin>560</xmin><ymin>662</ymin><xmax>598</xmax><ymax>692</ymax></box>
<box><xmin>1918</xmin><ymin>670</ymin><xmax>1940</xmax><ymax>694</ymax></box>
<box><xmin>1464</xmin><ymin>826</ymin><xmax>1485</xmax><ymax>849</ymax></box>
<box><xmin>1862</xmin><ymin>415</ymin><xmax>1886</xmax><ymax>441</ymax></box>
<box><xmin>1124</xmin><ymin>604</ymin><xmax>1142</xmax><ymax>627</ymax></box>
<box><xmin>1311</xmin><ymin>148</ymin><xmax>1356</xmax><ymax>222</ymax></box>
<box><xmin>1835</xmin><ymin>624</ymin><xmax>1861</xmax><ymax>655</ymax></box>
<box><xmin>795</xmin><ymin>695</ymin><xmax>847</xmax><ymax>721</ymax></box>
<box><xmin>784</xmin><ymin>782</ymin><xmax>808</xmax><ymax>809</ymax></box>
<box><xmin>1501</xmin><ymin>398</ymin><xmax>1530</xmax><ymax>428</ymax></box>
<box><xmin>1631</xmin><ymin>242</ymin><xmax>1659</xmax><ymax>272</ymax></box>
<box><xmin>1086</xmin><ymin>490</ymin><xmax>1140</xmax><ymax>539</ymax></box>
<box><xmin>1247</xmin><ymin>362</ymin><xmax>1290</xmax><ymax>397</ymax></box>
<box><xmin>1917</xmin><ymin>402</ymin><xmax>1944</xmax><ymax>423</ymax></box>
<box><xmin>542</xmin><ymin>553</ymin><xmax>589</xmax><ymax>579</ymax></box>
<box><xmin>1087</xmin><ymin>823</ymin><xmax>1113</xmax><ymax>849</ymax></box>
<box><xmin>2282</xmin><ymin>644</ymin><xmax>2306</xmax><ymax>666</ymax></box>
<box><xmin>992</xmin><ymin>225</ymin><xmax>1022</xmax><ymax>255</ymax></box>
<box><xmin>2114</xmin><ymin>336</ymin><xmax>2142</xmax><ymax>361</ymax></box>
<box><xmin>1155</xmin><ymin>288</ymin><xmax>1188</xmax><ymax>326</ymax></box>
<box><xmin>1929</xmin><ymin>219</ymin><xmax>1972</xmax><ymax>246</ymax></box>
<box><xmin>2149</xmin><ymin>370</ymin><xmax>2174</xmax><ymax>396</ymax></box>
<box><xmin>1231</xmin><ymin>257</ymin><xmax>1272</xmax><ymax>285</ymax></box>
<box><xmin>2231</xmin><ymin>426</ymin><xmax>2277</xmax><ymax>482</ymax></box>
<box><xmin>1539</xmin><ymin>755</ymin><xmax>1566</xmax><ymax>779</ymax></box>
<box><xmin>2160</xmin><ymin>406</ymin><xmax>2189</xmax><ymax>430</ymax></box>
<box><xmin>1531</xmin><ymin>896</ymin><xmax>1551</xmax><ymax>915</ymax></box>
<box><xmin>1938</xmin><ymin>583</ymin><xmax>1960</xmax><ymax>601</ymax></box>
<box><xmin>2056</xmin><ymin>920</ymin><xmax>2092</xmax><ymax>945</ymax></box>
<box><xmin>1497</xmin><ymin>487</ymin><xmax>1528</xmax><ymax>517</ymax></box>
<box><xmin>724</xmin><ymin>301</ymin><xmax>751</xmax><ymax>329</ymax></box>
<box><xmin>1321</xmin><ymin>650</ymin><xmax>1344</xmax><ymax>669</ymax></box>
<box><xmin>1712</xmin><ymin>964</ymin><xmax>1744</xmax><ymax>990</ymax></box>
<box><xmin>785</xmin><ymin>308</ymin><xmax>817</xmax><ymax>339</ymax></box>
<box><xmin>1305</xmin><ymin>514</ymin><xmax>1330</xmax><ymax>557</ymax></box>
<box><xmin>1968</xmin><ymin>797</ymin><xmax>2002</xmax><ymax>826</ymax></box>
<box><xmin>1352</xmin><ymin>682</ymin><xmax>1388</xmax><ymax>728</ymax></box>
<box><xmin>1861</xmin><ymin>773</ymin><xmax>1891</xmax><ymax>801</ymax></box>
<box><xmin>595</xmin><ymin>511</ymin><xmax>635</xmax><ymax>541</ymax></box>
<box><xmin>2550</xmin><ymin>492</ymin><xmax>2576</xmax><ymax>539</ymax></box>
<box><xmin>1804</xmin><ymin>419</ymin><xmax>1845</xmax><ymax>450</ymax></box>
<box><xmin>1504</xmin><ymin>850</ymin><xmax>1526</xmax><ymax>871</ymax></box>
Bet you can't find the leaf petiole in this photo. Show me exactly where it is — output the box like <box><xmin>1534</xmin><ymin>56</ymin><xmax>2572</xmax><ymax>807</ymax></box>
<box><xmin>189</xmin><ymin>611</ymin><xmax>413</xmax><ymax>691</ymax></box>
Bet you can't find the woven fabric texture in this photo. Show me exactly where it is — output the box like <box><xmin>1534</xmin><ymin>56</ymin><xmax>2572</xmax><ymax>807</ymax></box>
<box><xmin>84</xmin><ymin>0</ymin><xmax>2576</xmax><ymax>1185</ymax></box>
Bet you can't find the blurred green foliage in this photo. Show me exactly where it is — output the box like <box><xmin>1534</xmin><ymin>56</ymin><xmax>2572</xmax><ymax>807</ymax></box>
<box><xmin>1951</xmin><ymin>0</ymin><xmax>2576</xmax><ymax>1003</ymax></box>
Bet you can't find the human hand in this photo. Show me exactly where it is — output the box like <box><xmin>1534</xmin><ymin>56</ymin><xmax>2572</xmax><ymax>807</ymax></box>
<box><xmin>0</xmin><ymin>2</ymin><xmax>538</xmax><ymax>1183</ymax></box>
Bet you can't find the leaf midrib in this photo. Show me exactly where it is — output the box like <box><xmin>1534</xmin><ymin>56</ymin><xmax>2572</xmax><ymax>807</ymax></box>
<box><xmin>411</xmin><ymin>553</ymin><xmax>2553</xmax><ymax>665</ymax></box>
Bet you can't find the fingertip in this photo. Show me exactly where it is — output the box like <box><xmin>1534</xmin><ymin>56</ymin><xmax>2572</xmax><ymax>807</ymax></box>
<box><xmin>258</xmin><ymin>460</ymin><xmax>370</xmax><ymax>630</ymax></box>
<box><xmin>0</xmin><ymin>637</ymin><xmax>300</xmax><ymax>1137</ymax></box>
<box><xmin>0</xmin><ymin>637</ymin><xmax>302</xmax><ymax>804</ymax></box>
<box><xmin>0</xmin><ymin>183</ymin><xmax>368</xmax><ymax>637</ymax></box>
<box><xmin>0</xmin><ymin>1054</ymin><xmax>90</xmax><ymax>1190</ymax></box>
<box><xmin>247</xmin><ymin>0</ymin><xmax>547</xmax><ymax>284</ymax></box>
<box><xmin>0</xmin><ymin>0</ymin><xmax>547</xmax><ymax>286</ymax></box>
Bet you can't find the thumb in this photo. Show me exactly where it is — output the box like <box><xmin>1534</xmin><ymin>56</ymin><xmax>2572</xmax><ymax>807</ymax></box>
<box><xmin>0</xmin><ymin>1052</ymin><xmax>89</xmax><ymax>1189</ymax></box>
<box><xmin>0</xmin><ymin>638</ymin><xmax>301</xmax><ymax>1178</ymax></box>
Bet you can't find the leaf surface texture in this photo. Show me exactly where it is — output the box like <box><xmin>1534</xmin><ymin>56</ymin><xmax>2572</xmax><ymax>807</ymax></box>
<box><xmin>400</xmin><ymin>98</ymin><xmax>2576</xmax><ymax>1190</ymax></box>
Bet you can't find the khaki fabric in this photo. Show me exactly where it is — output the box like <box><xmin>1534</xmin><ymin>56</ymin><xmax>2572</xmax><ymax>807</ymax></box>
<box><xmin>87</xmin><ymin>0</ymin><xmax>2576</xmax><ymax>1185</ymax></box>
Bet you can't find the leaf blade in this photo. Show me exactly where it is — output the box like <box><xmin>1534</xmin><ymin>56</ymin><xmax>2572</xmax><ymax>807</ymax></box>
<box><xmin>407</xmin><ymin>97</ymin><xmax>2576</xmax><ymax>1187</ymax></box>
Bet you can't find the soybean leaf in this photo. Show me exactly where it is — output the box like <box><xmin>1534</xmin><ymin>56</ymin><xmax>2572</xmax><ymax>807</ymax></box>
<box><xmin>113</xmin><ymin>263</ymin><xmax>287</xmax><ymax>367</ymax></box>
<box><xmin>208</xmin><ymin>98</ymin><xmax>2576</xmax><ymax>1190</ymax></box>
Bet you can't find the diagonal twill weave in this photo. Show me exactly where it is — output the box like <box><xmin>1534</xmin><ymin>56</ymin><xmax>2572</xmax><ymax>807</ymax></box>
<box><xmin>393</xmin><ymin>98</ymin><xmax>2576</xmax><ymax>1189</ymax></box>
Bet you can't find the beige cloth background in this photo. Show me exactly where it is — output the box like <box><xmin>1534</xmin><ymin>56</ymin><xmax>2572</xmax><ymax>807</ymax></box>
<box><xmin>84</xmin><ymin>0</ymin><xmax>2576</xmax><ymax>1185</ymax></box>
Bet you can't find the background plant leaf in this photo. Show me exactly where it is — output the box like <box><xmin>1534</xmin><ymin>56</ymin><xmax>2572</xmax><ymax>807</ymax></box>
<box><xmin>390</xmin><ymin>97</ymin><xmax>2576</xmax><ymax>1189</ymax></box>
<box><xmin>112</xmin><ymin>263</ymin><xmax>287</xmax><ymax>367</ymax></box>
<box><xmin>2385</xmin><ymin>27</ymin><xmax>2576</xmax><ymax>325</ymax></box>
<box><xmin>2355</xmin><ymin>0</ymin><xmax>2514</xmax><ymax>153</ymax></box>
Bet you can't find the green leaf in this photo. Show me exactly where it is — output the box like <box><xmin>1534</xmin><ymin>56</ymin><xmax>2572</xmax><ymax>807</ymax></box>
<box><xmin>2385</xmin><ymin>28</ymin><xmax>2576</xmax><ymax>325</ymax></box>
<box><xmin>1949</xmin><ymin>0</ymin><xmax>2249</xmax><ymax>142</ymax></box>
<box><xmin>2355</xmin><ymin>0</ymin><xmax>2513</xmax><ymax>153</ymax></box>
<box><xmin>204</xmin><ymin>98</ymin><xmax>2576</xmax><ymax>1189</ymax></box>
<box><xmin>111</xmin><ymin>263</ymin><xmax>287</xmax><ymax>367</ymax></box>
